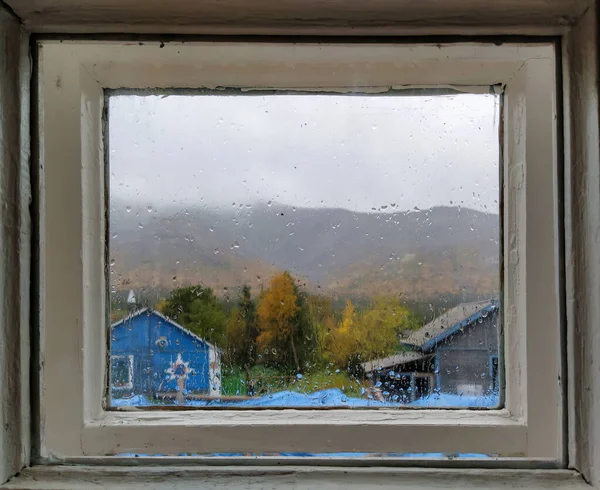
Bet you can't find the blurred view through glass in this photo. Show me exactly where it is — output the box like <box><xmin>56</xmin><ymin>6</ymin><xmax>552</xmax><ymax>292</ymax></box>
<box><xmin>108</xmin><ymin>93</ymin><xmax>501</xmax><ymax>408</ymax></box>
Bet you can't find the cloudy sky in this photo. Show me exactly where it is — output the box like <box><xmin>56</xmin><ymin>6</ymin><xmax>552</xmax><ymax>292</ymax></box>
<box><xmin>109</xmin><ymin>93</ymin><xmax>499</xmax><ymax>214</ymax></box>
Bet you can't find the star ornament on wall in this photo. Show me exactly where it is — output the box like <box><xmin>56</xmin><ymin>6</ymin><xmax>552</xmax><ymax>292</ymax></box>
<box><xmin>165</xmin><ymin>353</ymin><xmax>190</xmax><ymax>381</ymax></box>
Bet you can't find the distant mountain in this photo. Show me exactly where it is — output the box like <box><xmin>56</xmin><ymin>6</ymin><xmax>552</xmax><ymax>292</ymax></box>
<box><xmin>110</xmin><ymin>200</ymin><xmax>500</xmax><ymax>301</ymax></box>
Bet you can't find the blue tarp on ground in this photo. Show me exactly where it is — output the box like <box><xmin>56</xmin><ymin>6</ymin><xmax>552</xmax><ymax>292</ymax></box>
<box><xmin>111</xmin><ymin>388</ymin><xmax>497</xmax><ymax>408</ymax></box>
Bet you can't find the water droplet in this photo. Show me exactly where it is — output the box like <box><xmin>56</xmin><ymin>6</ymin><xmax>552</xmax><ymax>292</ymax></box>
<box><xmin>126</xmin><ymin>206</ymin><xmax>131</xmax><ymax>213</ymax></box>
<box><xmin>147</xmin><ymin>206</ymin><xmax>153</xmax><ymax>213</ymax></box>
<box><xmin>214</xmin><ymin>248</ymin><xmax>220</xmax><ymax>255</ymax></box>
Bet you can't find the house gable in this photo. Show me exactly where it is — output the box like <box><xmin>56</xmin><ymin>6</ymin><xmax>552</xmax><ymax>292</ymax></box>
<box><xmin>111</xmin><ymin>308</ymin><xmax>217</xmax><ymax>355</ymax></box>
<box><xmin>110</xmin><ymin>309</ymin><xmax>220</xmax><ymax>398</ymax></box>
<box><xmin>420</xmin><ymin>302</ymin><xmax>499</xmax><ymax>354</ymax></box>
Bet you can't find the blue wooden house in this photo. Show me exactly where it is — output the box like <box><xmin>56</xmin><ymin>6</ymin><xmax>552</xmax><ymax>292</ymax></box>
<box><xmin>110</xmin><ymin>308</ymin><xmax>222</xmax><ymax>400</ymax></box>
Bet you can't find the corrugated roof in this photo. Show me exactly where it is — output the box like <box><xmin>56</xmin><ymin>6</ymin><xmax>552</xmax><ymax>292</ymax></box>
<box><xmin>360</xmin><ymin>300</ymin><xmax>498</xmax><ymax>373</ymax></box>
<box><xmin>404</xmin><ymin>300</ymin><xmax>498</xmax><ymax>352</ymax></box>
<box><xmin>360</xmin><ymin>351</ymin><xmax>431</xmax><ymax>373</ymax></box>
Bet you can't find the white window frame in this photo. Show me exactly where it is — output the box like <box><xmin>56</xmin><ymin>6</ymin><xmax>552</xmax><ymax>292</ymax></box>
<box><xmin>110</xmin><ymin>355</ymin><xmax>134</xmax><ymax>391</ymax></box>
<box><xmin>37</xmin><ymin>41</ymin><xmax>562</xmax><ymax>461</ymax></box>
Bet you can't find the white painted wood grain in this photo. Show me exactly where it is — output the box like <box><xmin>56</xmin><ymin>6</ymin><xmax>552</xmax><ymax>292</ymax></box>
<box><xmin>1</xmin><ymin>466</ymin><xmax>591</xmax><ymax>490</ymax></box>
<box><xmin>0</xmin><ymin>7</ymin><xmax>31</xmax><ymax>486</ymax></box>
<box><xmin>0</xmin><ymin>0</ymin><xmax>598</xmax><ymax>487</ymax></box>
<box><xmin>1</xmin><ymin>0</ymin><xmax>593</xmax><ymax>35</ymax></box>
<box><xmin>562</xmin><ymin>4</ymin><xmax>600</xmax><ymax>486</ymax></box>
<box><xmin>36</xmin><ymin>41</ymin><xmax>560</xmax><ymax>460</ymax></box>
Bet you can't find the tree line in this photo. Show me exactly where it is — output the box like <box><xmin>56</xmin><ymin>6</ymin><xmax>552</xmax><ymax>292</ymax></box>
<box><xmin>154</xmin><ymin>271</ymin><xmax>421</xmax><ymax>381</ymax></box>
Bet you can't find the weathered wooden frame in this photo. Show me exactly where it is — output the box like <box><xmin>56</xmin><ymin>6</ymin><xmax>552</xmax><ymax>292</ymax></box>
<box><xmin>6</xmin><ymin>0</ymin><xmax>592</xmax><ymax>36</ymax></box>
<box><xmin>0</xmin><ymin>6</ymin><xmax>31</xmax><ymax>486</ymax></box>
<box><xmin>36</xmin><ymin>41</ymin><xmax>562</xmax><ymax>461</ymax></box>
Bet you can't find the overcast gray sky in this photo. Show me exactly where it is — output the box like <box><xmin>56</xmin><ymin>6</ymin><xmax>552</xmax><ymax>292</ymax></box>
<box><xmin>109</xmin><ymin>93</ymin><xmax>499</xmax><ymax>214</ymax></box>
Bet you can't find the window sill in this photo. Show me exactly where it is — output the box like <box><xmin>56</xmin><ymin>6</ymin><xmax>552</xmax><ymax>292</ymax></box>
<box><xmin>2</xmin><ymin>466</ymin><xmax>590</xmax><ymax>489</ymax></box>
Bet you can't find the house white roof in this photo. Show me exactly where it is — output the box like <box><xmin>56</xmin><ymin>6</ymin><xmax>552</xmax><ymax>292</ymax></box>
<box><xmin>403</xmin><ymin>300</ymin><xmax>496</xmax><ymax>349</ymax></box>
<box><xmin>360</xmin><ymin>351</ymin><xmax>432</xmax><ymax>373</ymax></box>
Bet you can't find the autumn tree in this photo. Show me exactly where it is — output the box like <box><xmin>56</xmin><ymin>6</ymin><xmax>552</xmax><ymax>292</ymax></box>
<box><xmin>327</xmin><ymin>299</ymin><xmax>361</xmax><ymax>370</ymax></box>
<box><xmin>161</xmin><ymin>285</ymin><xmax>228</xmax><ymax>346</ymax></box>
<box><xmin>327</xmin><ymin>297</ymin><xmax>413</xmax><ymax>374</ymax></box>
<box><xmin>358</xmin><ymin>296</ymin><xmax>410</xmax><ymax>359</ymax></box>
<box><xmin>256</xmin><ymin>271</ymin><xmax>303</xmax><ymax>371</ymax></box>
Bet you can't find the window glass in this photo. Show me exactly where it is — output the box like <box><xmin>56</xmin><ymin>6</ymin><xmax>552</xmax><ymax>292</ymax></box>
<box><xmin>110</xmin><ymin>355</ymin><xmax>133</xmax><ymax>390</ymax></box>
<box><xmin>108</xmin><ymin>93</ymin><xmax>501</xmax><ymax>408</ymax></box>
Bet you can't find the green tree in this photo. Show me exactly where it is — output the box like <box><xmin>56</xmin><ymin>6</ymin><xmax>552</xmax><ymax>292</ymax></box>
<box><xmin>302</xmin><ymin>294</ymin><xmax>333</xmax><ymax>369</ymax></box>
<box><xmin>161</xmin><ymin>285</ymin><xmax>228</xmax><ymax>346</ymax></box>
<box><xmin>292</xmin><ymin>289</ymin><xmax>327</xmax><ymax>372</ymax></box>
<box><xmin>225</xmin><ymin>285</ymin><xmax>258</xmax><ymax>381</ymax></box>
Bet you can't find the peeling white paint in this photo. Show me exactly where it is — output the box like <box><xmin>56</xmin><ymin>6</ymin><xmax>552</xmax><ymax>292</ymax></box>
<box><xmin>1</xmin><ymin>466</ymin><xmax>591</xmax><ymax>490</ymax></box>
<box><xmin>0</xmin><ymin>7</ymin><xmax>30</xmax><ymax>486</ymax></box>
<box><xmin>37</xmin><ymin>41</ymin><xmax>557</xmax><ymax>461</ymax></box>
<box><xmin>563</xmin><ymin>4</ymin><xmax>600</xmax><ymax>486</ymax></box>
<box><xmin>0</xmin><ymin>0</ymin><xmax>599</xmax><ymax>487</ymax></box>
<box><xmin>1</xmin><ymin>0</ymin><xmax>593</xmax><ymax>36</ymax></box>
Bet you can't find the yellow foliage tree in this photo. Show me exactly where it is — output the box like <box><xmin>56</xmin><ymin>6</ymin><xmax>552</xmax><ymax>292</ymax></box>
<box><xmin>327</xmin><ymin>297</ymin><xmax>411</xmax><ymax>372</ymax></box>
<box><xmin>257</xmin><ymin>272</ymin><xmax>301</xmax><ymax>369</ymax></box>
<box><xmin>327</xmin><ymin>300</ymin><xmax>360</xmax><ymax>368</ymax></box>
<box><xmin>358</xmin><ymin>296</ymin><xmax>408</xmax><ymax>359</ymax></box>
<box><xmin>339</xmin><ymin>299</ymin><xmax>356</xmax><ymax>333</ymax></box>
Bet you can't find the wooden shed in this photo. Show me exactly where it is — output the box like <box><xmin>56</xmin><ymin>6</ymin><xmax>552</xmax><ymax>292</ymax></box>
<box><xmin>362</xmin><ymin>300</ymin><xmax>499</xmax><ymax>403</ymax></box>
<box><xmin>110</xmin><ymin>308</ymin><xmax>221</xmax><ymax>401</ymax></box>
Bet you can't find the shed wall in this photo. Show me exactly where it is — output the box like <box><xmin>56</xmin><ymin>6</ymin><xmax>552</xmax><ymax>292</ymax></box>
<box><xmin>110</xmin><ymin>312</ymin><xmax>214</xmax><ymax>397</ymax></box>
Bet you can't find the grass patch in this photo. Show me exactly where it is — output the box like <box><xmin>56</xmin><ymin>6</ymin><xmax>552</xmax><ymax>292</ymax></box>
<box><xmin>221</xmin><ymin>365</ymin><xmax>368</xmax><ymax>398</ymax></box>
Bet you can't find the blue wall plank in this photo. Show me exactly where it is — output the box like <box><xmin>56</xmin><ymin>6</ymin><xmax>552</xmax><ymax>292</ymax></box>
<box><xmin>111</xmin><ymin>310</ymin><xmax>214</xmax><ymax>398</ymax></box>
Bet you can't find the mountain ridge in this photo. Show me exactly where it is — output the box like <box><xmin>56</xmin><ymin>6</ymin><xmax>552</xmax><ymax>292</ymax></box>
<box><xmin>110</xmin><ymin>201</ymin><xmax>500</xmax><ymax>301</ymax></box>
